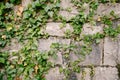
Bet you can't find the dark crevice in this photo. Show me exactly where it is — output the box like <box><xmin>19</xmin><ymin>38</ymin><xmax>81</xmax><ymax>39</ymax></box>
<box><xmin>68</xmin><ymin>72</ymin><xmax>78</xmax><ymax>80</ymax></box>
<box><xmin>102</xmin><ymin>38</ymin><xmax>104</xmax><ymax>64</ymax></box>
<box><xmin>116</xmin><ymin>64</ymin><xmax>120</xmax><ymax>79</ymax></box>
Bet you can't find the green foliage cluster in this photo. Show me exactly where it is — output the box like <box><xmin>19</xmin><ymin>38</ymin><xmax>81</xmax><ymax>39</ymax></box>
<box><xmin>0</xmin><ymin>0</ymin><xmax>61</xmax><ymax>80</ymax></box>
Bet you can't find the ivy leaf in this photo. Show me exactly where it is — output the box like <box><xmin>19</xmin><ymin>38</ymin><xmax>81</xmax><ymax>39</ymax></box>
<box><xmin>42</xmin><ymin>54</ymin><xmax>49</xmax><ymax>59</ymax></box>
<box><xmin>23</xmin><ymin>10</ymin><xmax>32</xmax><ymax>19</ymax></box>
<box><xmin>0</xmin><ymin>58</ymin><xmax>5</xmax><ymax>63</ymax></box>
<box><xmin>48</xmin><ymin>11</ymin><xmax>53</xmax><ymax>18</ymax></box>
<box><xmin>0</xmin><ymin>3</ymin><xmax>5</xmax><ymax>15</ymax></box>
<box><xmin>5</xmin><ymin>3</ymin><xmax>13</xmax><ymax>8</ymax></box>
<box><xmin>34</xmin><ymin>0</ymin><xmax>41</xmax><ymax>7</ymax></box>
<box><xmin>45</xmin><ymin>6</ymin><xmax>50</xmax><ymax>12</ymax></box>
<box><xmin>6</xmin><ymin>23</ymin><xmax>13</xmax><ymax>31</ymax></box>
<box><xmin>95</xmin><ymin>39</ymin><xmax>101</xmax><ymax>44</ymax></box>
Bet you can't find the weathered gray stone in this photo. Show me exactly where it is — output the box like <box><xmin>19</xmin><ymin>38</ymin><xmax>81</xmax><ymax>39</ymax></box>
<box><xmin>1</xmin><ymin>39</ymin><xmax>22</xmax><ymax>52</ymax></box>
<box><xmin>45</xmin><ymin>67</ymin><xmax>65</xmax><ymax>80</ymax></box>
<box><xmin>45</xmin><ymin>23</ymin><xmax>73</xmax><ymax>37</ymax></box>
<box><xmin>98</xmin><ymin>3</ymin><xmax>120</xmax><ymax>15</ymax></box>
<box><xmin>81</xmin><ymin>23</ymin><xmax>103</xmax><ymax>35</ymax></box>
<box><xmin>60</xmin><ymin>0</ymin><xmax>90</xmax><ymax>21</ymax></box>
<box><xmin>76</xmin><ymin>68</ymin><xmax>91</xmax><ymax>80</ymax></box>
<box><xmin>93</xmin><ymin>67</ymin><xmax>119</xmax><ymax>80</ymax></box>
<box><xmin>117</xmin><ymin>35</ymin><xmax>120</xmax><ymax>63</ymax></box>
<box><xmin>104</xmin><ymin>37</ymin><xmax>118</xmax><ymax>66</ymax></box>
<box><xmin>59</xmin><ymin>11</ymin><xmax>77</xmax><ymax>21</ymax></box>
<box><xmin>70</xmin><ymin>40</ymin><xmax>103</xmax><ymax>66</ymax></box>
<box><xmin>38</xmin><ymin>37</ymin><xmax>71</xmax><ymax>51</ymax></box>
<box><xmin>60</xmin><ymin>0</ymin><xmax>78</xmax><ymax>14</ymax></box>
<box><xmin>59</xmin><ymin>10</ymin><xmax>88</xmax><ymax>21</ymax></box>
<box><xmin>95</xmin><ymin>3</ymin><xmax>120</xmax><ymax>20</ymax></box>
<box><xmin>38</xmin><ymin>37</ymin><xmax>71</xmax><ymax>65</ymax></box>
<box><xmin>69</xmin><ymin>23</ymin><xmax>103</xmax><ymax>66</ymax></box>
<box><xmin>80</xmin><ymin>41</ymin><xmax>103</xmax><ymax>66</ymax></box>
<box><xmin>49</xmin><ymin>52</ymin><xmax>63</xmax><ymax>65</ymax></box>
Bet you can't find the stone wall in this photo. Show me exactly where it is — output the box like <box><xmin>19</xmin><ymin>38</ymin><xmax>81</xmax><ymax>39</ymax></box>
<box><xmin>2</xmin><ymin>0</ymin><xmax>120</xmax><ymax>80</ymax></box>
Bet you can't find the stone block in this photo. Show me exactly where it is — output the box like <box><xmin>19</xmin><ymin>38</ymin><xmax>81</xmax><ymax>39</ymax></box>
<box><xmin>59</xmin><ymin>11</ymin><xmax>77</xmax><ymax>21</ymax></box>
<box><xmin>45</xmin><ymin>23</ymin><xmax>73</xmax><ymax>37</ymax></box>
<box><xmin>38</xmin><ymin>37</ymin><xmax>71</xmax><ymax>51</ymax></box>
<box><xmin>80</xmin><ymin>41</ymin><xmax>103</xmax><ymax>66</ymax></box>
<box><xmin>1</xmin><ymin>39</ymin><xmax>22</xmax><ymax>52</ymax></box>
<box><xmin>81</xmin><ymin>23</ymin><xmax>103</xmax><ymax>35</ymax></box>
<box><xmin>38</xmin><ymin>37</ymin><xmax>71</xmax><ymax>65</ymax></box>
<box><xmin>60</xmin><ymin>0</ymin><xmax>78</xmax><ymax>14</ymax></box>
<box><xmin>95</xmin><ymin>3</ymin><xmax>120</xmax><ymax>20</ymax></box>
<box><xmin>93</xmin><ymin>67</ymin><xmax>119</xmax><ymax>80</ymax></box>
<box><xmin>49</xmin><ymin>52</ymin><xmax>63</xmax><ymax>65</ymax></box>
<box><xmin>70</xmin><ymin>40</ymin><xmax>103</xmax><ymax>66</ymax></box>
<box><xmin>104</xmin><ymin>37</ymin><xmax>118</xmax><ymax>66</ymax></box>
<box><xmin>45</xmin><ymin>67</ymin><xmax>65</xmax><ymax>80</ymax></box>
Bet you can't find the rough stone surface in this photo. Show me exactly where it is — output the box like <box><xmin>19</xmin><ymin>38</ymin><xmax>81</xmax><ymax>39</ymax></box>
<box><xmin>38</xmin><ymin>37</ymin><xmax>71</xmax><ymax>65</ymax></box>
<box><xmin>49</xmin><ymin>52</ymin><xmax>63</xmax><ymax>65</ymax></box>
<box><xmin>80</xmin><ymin>41</ymin><xmax>103</xmax><ymax>66</ymax></box>
<box><xmin>60</xmin><ymin>0</ymin><xmax>78</xmax><ymax>14</ymax></box>
<box><xmin>59</xmin><ymin>0</ymin><xmax>78</xmax><ymax>21</ymax></box>
<box><xmin>81</xmin><ymin>23</ymin><xmax>103</xmax><ymax>35</ymax></box>
<box><xmin>59</xmin><ymin>0</ymin><xmax>90</xmax><ymax>20</ymax></box>
<box><xmin>70</xmin><ymin>40</ymin><xmax>103</xmax><ymax>66</ymax></box>
<box><xmin>93</xmin><ymin>67</ymin><xmax>119</xmax><ymax>80</ymax></box>
<box><xmin>95</xmin><ymin>3</ymin><xmax>120</xmax><ymax>19</ymax></box>
<box><xmin>104</xmin><ymin>37</ymin><xmax>118</xmax><ymax>66</ymax></box>
<box><xmin>97</xmin><ymin>3</ymin><xmax>120</xmax><ymax>15</ymax></box>
<box><xmin>1</xmin><ymin>39</ymin><xmax>22</xmax><ymax>52</ymax></box>
<box><xmin>38</xmin><ymin>37</ymin><xmax>71</xmax><ymax>51</ymax></box>
<box><xmin>59</xmin><ymin>11</ymin><xmax>77</xmax><ymax>21</ymax></box>
<box><xmin>45</xmin><ymin>67</ymin><xmax>65</xmax><ymax>80</ymax></box>
<box><xmin>45</xmin><ymin>23</ymin><xmax>73</xmax><ymax>37</ymax></box>
<box><xmin>117</xmin><ymin>35</ymin><xmax>120</xmax><ymax>63</ymax></box>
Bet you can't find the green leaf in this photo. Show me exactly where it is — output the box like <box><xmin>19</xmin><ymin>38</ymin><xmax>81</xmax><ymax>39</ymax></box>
<box><xmin>48</xmin><ymin>11</ymin><xmax>54</xmax><ymax>17</ymax></box>
<box><xmin>23</xmin><ymin>10</ymin><xmax>32</xmax><ymax>19</ymax></box>
<box><xmin>0</xmin><ymin>58</ymin><xmax>5</xmax><ymax>63</ymax></box>
<box><xmin>5</xmin><ymin>3</ymin><xmax>13</xmax><ymax>8</ymax></box>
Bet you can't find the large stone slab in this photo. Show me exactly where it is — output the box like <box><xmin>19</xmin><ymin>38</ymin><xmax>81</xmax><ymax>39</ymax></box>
<box><xmin>81</xmin><ymin>23</ymin><xmax>103</xmax><ymax>35</ymax></box>
<box><xmin>70</xmin><ymin>40</ymin><xmax>103</xmax><ymax>66</ymax></box>
<box><xmin>59</xmin><ymin>0</ymin><xmax>78</xmax><ymax>21</ymax></box>
<box><xmin>45</xmin><ymin>23</ymin><xmax>73</xmax><ymax>37</ymax></box>
<box><xmin>1</xmin><ymin>39</ymin><xmax>22</xmax><ymax>52</ymax></box>
<box><xmin>59</xmin><ymin>0</ymin><xmax>90</xmax><ymax>21</ymax></box>
<box><xmin>80</xmin><ymin>41</ymin><xmax>103</xmax><ymax>66</ymax></box>
<box><xmin>70</xmin><ymin>23</ymin><xmax>103</xmax><ymax>65</ymax></box>
<box><xmin>60</xmin><ymin>0</ymin><xmax>78</xmax><ymax>14</ymax></box>
<box><xmin>38</xmin><ymin>37</ymin><xmax>71</xmax><ymax>51</ymax></box>
<box><xmin>45</xmin><ymin>67</ymin><xmax>65</xmax><ymax>80</ymax></box>
<box><xmin>38</xmin><ymin>37</ymin><xmax>71</xmax><ymax>65</ymax></box>
<box><xmin>104</xmin><ymin>37</ymin><xmax>118</xmax><ymax>66</ymax></box>
<box><xmin>93</xmin><ymin>67</ymin><xmax>119</xmax><ymax>80</ymax></box>
<box><xmin>59</xmin><ymin>11</ymin><xmax>77</xmax><ymax>21</ymax></box>
<box><xmin>95</xmin><ymin>3</ymin><xmax>120</xmax><ymax>20</ymax></box>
